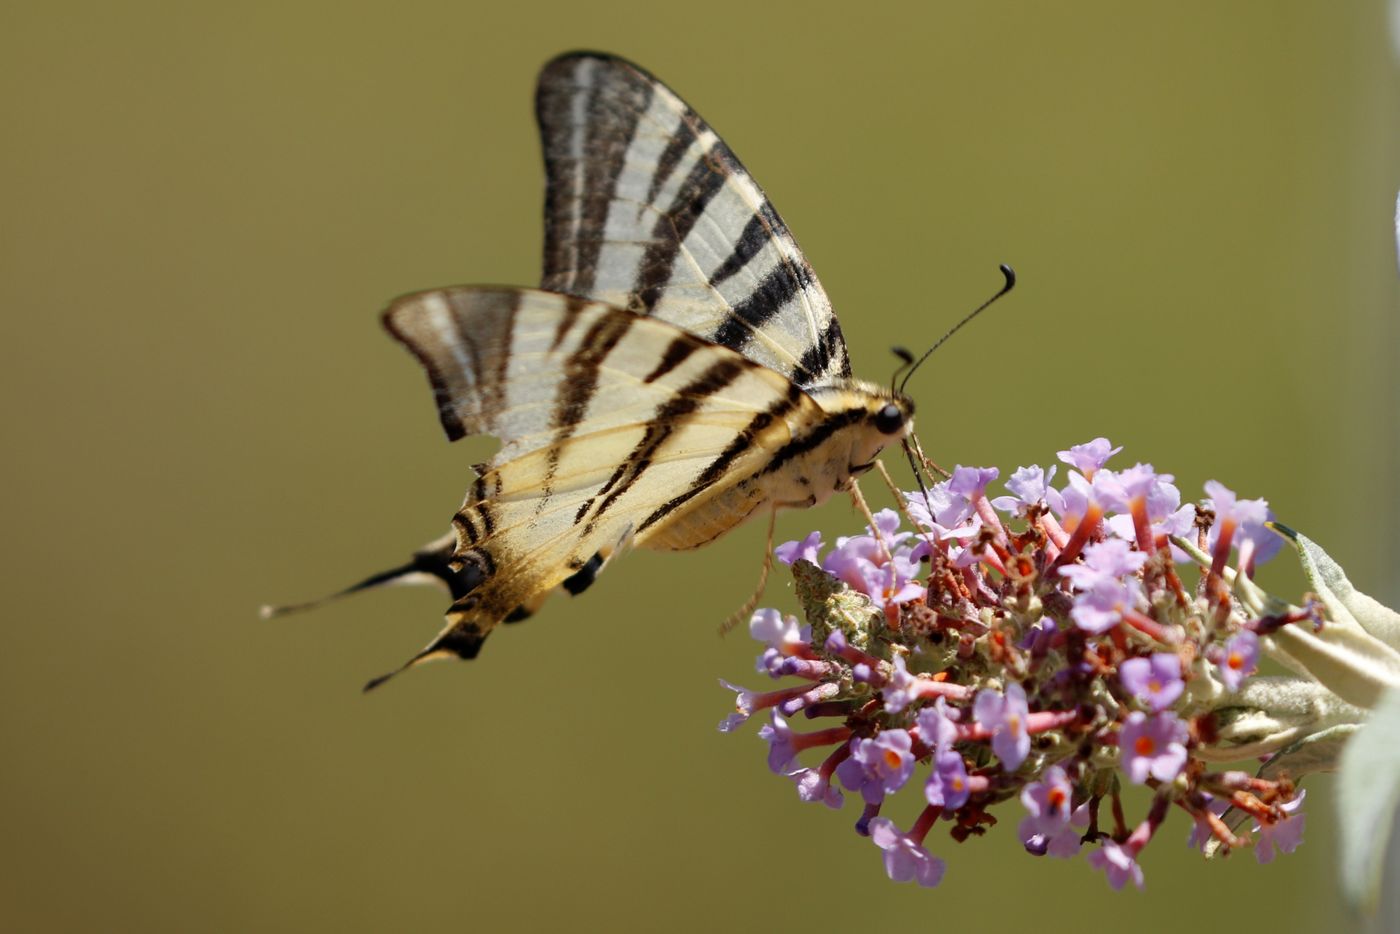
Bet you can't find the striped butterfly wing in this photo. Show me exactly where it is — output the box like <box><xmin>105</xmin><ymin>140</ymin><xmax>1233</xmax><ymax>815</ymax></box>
<box><xmin>376</xmin><ymin>286</ymin><xmax>821</xmax><ymax>683</ymax></box>
<box><xmin>535</xmin><ymin>52</ymin><xmax>851</xmax><ymax>388</ymax></box>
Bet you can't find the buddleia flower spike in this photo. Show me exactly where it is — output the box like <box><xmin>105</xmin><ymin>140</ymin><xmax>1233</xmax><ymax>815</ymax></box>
<box><xmin>719</xmin><ymin>439</ymin><xmax>1400</xmax><ymax>896</ymax></box>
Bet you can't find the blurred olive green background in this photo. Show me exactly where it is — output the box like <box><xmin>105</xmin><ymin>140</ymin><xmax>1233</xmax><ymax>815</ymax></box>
<box><xmin>4</xmin><ymin>2</ymin><xmax>1397</xmax><ymax>932</ymax></box>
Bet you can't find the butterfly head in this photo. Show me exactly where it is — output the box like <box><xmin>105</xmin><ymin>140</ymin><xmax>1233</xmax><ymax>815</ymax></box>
<box><xmin>803</xmin><ymin>381</ymin><xmax>914</xmax><ymax>484</ymax></box>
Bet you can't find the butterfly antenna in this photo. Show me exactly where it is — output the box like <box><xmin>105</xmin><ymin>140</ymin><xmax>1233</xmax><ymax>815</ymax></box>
<box><xmin>888</xmin><ymin>345</ymin><xmax>916</xmax><ymax>395</ymax></box>
<box><xmin>897</xmin><ymin>264</ymin><xmax>1016</xmax><ymax>397</ymax></box>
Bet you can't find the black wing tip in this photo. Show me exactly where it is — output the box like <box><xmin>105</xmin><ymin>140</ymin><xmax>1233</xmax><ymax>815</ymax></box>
<box><xmin>362</xmin><ymin>671</ymin><xmax>396</xmax><ymax>693</ymax></box>
<box><xmin>538</xmin><ymin>51</ymin><xmax>660</xmax><ymax>92</ymax></box>
<box><xmin>543</xmin><ymin>50</ymin><xmax>637</xmax><ymax>71</ymax></box>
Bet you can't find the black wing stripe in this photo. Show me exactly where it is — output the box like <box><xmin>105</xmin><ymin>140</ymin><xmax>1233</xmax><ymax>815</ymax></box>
<box><xmin>644</xmin><ymin>115</ymin><xmax>696</xmax><ymax>208</ymax></box>
<box><xmin>576</xmin><ymin>357</ymin><xmax>748</xmax><ymax>530</ymax></box>
<box><xmin>538</xmin><ymin>57</ymin><xmax>655</xmax><ymax>297</ymax></box>
<box><xmin>794</xmin><ymin>314</ymin><xmax>851</xmax><ymax>382</ymax></box>
<box><xmin>633</xmin><ymin>147</ymin><xmax>727</xmax><ymax>314</ymax></box>
<box><xmin>708</xmin><ymin>264</ymin><xmax>812</xmax><ymax>356</ymax></box>
<box><xmin>535</xmin><ymin>54</ymin><xmax>851</xmax><ymax>381</ymax></box>
<box><xmin>539</xmin><ymin>309</ymin><xmax>636</xmax><ymax>505</ymax></box>
<box><xmin>706</xmin><ymin>206</ymin><xmax>777</xmax><ymax>290</ymax></box>
<box><xmin>636</xmin><ymin>384</ymin><xmax>803</xmax><ymax>534</ymax></box>
<box><xmin>642</xmin><ymin>336</ymin><xmax>698</xmax><ymax>384</ymax></box>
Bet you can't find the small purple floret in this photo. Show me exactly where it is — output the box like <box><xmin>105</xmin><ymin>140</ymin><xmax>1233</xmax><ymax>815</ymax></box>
<box><xmin>758</xmin><ymin>711</ymin><xmax>798</xmax><ymax>774</ymax></box>
<box><xmin>1119</xmin><ymin>711</ymin><xmax>1188</xmax><ymax>784</ymax></box>
<box><xmin>1254</xmin><ymin>792</ymin><xmax>1306</xmax><ymax>864</ymax></box>
<box><xmin>836</xmin><ymin>729</ymin><xmax>916</xmax><ymax>803</ymax></box>
<box><xmin>1018</xmin><ymin>765</ymin><xmax>1074</xmax><ymax>842</ymax></box>
<box><xmin>1058</xmin><ymin>437</ymin><xmax>1122</xmax><ymax>476</ymax></box>
<box><xmin>882</xmin><ymin>655</ymin><xmax>919</xmax><ymax>713</ymax></box>
<box><xmin>925</xmin><ymin>748</ymin><xmax>971</xmax><ymax>810</ymax></box>
<box><xmin>790</xmin><ymin>767</ymin><xmax>844</xmax><ymax>810</ymax></box>
<box><xmin>1119</xmin><ymin>653</ymin><xmax>1185</xmax><ymax>712</ymax></box>
<box><xmin>1218</xmin><ymin>630</ymin><xmax>1259</xmax><ymax>692</ymax></box>
<box><xmin>973</xmin><ymin>683</ymin><xmax>1030</xmax><ymax>771</ymax></box>
<box><xmin>869</xmin><ymin>818</ymin><xmax>946</xmax><ymax>887</ymax></box>
<box><xmin>1087</xmin><ymin>839</ymin><xmax>1144</xmax><ymax>890</ymax></box>
<box><xmin>775</xmin><ymin>530</ymin><xmax>824</xmax><ymax>566</ymax></box>
<box><xmin>990</xmin><ymin>464</ymin><xmax>1065</xmax><ymax>516</ymax></box>
<box><xmin>915</xmin><ymin>698</ymin><xmax>960</xmax><ymax>751</ymax></box>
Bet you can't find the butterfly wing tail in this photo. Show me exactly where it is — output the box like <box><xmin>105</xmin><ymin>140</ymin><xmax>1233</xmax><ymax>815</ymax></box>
<box><xmin>260</xmin><ymin>532</ymin><xmax>475</xmax><ymax>619</ymax></box>
<box><xmin>360</xmin><ymin>608</ymin><xmax>493</xmax><ymax>693</ymax></box>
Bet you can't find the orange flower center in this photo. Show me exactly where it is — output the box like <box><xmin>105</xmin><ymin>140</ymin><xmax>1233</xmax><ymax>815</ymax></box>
<box><xmin>1134</xmin><ymin>735</ymin><xmax>1156</xmax><ymax>756</ymax></box>
<box><xmin>884</xmin><ymin>749</ymin><xmax>903</xmax><ymax>770</ymax></box>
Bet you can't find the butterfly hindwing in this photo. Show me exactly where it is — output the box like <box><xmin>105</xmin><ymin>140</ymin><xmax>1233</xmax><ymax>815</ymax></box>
<box><xmin>535</xmin><ymin>52</ymin><xmax>851</xmax><ymax>387</ymax></box>
<box><xmin>376</xmin><ymin>286</ymin><xmax>825</xmax><ymax>680</ymax></box>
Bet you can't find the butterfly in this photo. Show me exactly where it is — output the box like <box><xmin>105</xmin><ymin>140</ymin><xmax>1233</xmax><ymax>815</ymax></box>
<box><xmin>269</xmin><ymin>52</ymin><xmax>919</xmax><ymax>690</ymax></box>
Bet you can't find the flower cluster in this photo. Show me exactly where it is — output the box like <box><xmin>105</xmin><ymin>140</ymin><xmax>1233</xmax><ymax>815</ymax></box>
<box><xmin>720</xmin><ymin>439</ymin><xmax>1321</xmax><ymax>890</ymax></box>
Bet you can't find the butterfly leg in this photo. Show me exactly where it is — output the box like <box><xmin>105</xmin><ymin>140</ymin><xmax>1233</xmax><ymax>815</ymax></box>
<box><xmin>718</xmin><ymin>508</ymin><xmax>779</xmax><ymax>637</ymax></box>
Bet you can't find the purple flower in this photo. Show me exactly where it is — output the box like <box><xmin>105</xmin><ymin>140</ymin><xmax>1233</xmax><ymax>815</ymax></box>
<box><xmin>1018</xmin><ymin>766</ymin><xmax>1074</xmax><ymax>840</ymax></box>
<box><xmin>1044</xmin><ymin>804</ymin><xmax>1090</xmax><ymax>858</ymax></box>
<box><xmin>1205</xmin><ymin>481</ymin><xmax>1283</xmax><ymax>570</ymax></box>
<box><xmin>836</xmin><ymin>729</ymin><xmax>916</xmax><ymax>803</ymax></box>
<box><xmin>948</xmin><ymin>465</ymin><xmax>1000</xmax><ymax>500</ymax></box>
<box><xmin>973</xmin><ymin>683</ymin><xmax>1031</xmax><ymax>771</ymax></box>
<box><xmin>748</xmin><ymin>608</ymin><xmax>810</xmax><ymax>676</ymax></box>
<box><xmin>883</xmin><ymin>655</ymin><xmax>919</xmax><ymax>713</ymax></box>
<box><xmin>1059</xmin><ymin>539</ymin><xmax>1149</xmax><ymax>589</ymax></box>
<box><xmin>1066</xmin><ymin>577</ymin><xmax>1142</xmax><ymax>634</ymax></box>
<box><xmin>1058</xmin><ymin>437</ymin><xmax>1122</xmax><ymax>477</ymax></box>
<box><xmin>870</xmin><ymin>554</ymin><xmax>927</xmax><ymax>611</ymax></box>
<box><xmin>748</xmin><ymin>608</ymin><xmax>804</xmax><ymax>648</ymax></box>
<box><xmin>718</xmin><ymin>679</ymin><xmax>758</xmax><ymax>732</ymax></box>
<box><xmin>1119</xmin><ymin>653</ymin><xmax>1185</xmax><ymax>712</ymax></box>
<box><xmin>1119</xmin><ymin>711</ymin><xmax>1189</xmax><ymax>784</ymax></box>
<box><xmin>915</xmin><ymin>698</ymin><xmax>961</xmax><ymax>750</ymax></box>
<box><xmin>1019</xmin><ymin>768</ymin><xmax>1089</xmax><ymax>859</ymax></box>
<box><xmin>820</xmin><ymin>512</ymin><xmax>924</xmax><ymax>608</ymax></box>
<box><xmin>990</xmin><ymin>464</ymin><xmax>1065</xmax><ymax>516</ymax></box>
<box><xmin>1104</xmin><ymin>467</ymin><xmax>1192</xmax><ymax>547</ymax></box>
<box><xmin>1060</xmin><ymin>541</ymin><xmax>1147</xmax><ymax>634</ymax></box>
<box><xmin>1254</xmin><ymin>792</ymin><xmax>1305</xmax><ymax>864</ymax></box>
<box><xmin>775</xmin><ymin>530</ymin><xmax>824</xmax><ymax>566</ymax></box>
<box><xmin>758</xmin><ymin>711</ymin><xmax>799</xmax><ymax>773</ymax></box>
<box><xmin>1087</xmin><ymin>839</ymin><xmax>1145</xmax><ymax>890</ymax></box>
<box><xmin>1218</xmin><ymin>630</ymin><xmax>1259</xmax><ymax>692</ymax></box>
<box><xmin>905</xmin><ymin>482</ymin><xmax>975</xmax><ymax>531</ymax></box>
<box><xmin>924</xmin><ymin>749</ymin><xmax>971</xmax><ymax>810</ymax></box>
<box><xmin>789</xmin><ymin>768</ymin><xmax>844</xmax><ymax>809</ymax></box>
<box><xmin>869</xmin><ymin>818</ymin><xmax>946</xmax><ymax>887</ymax></box>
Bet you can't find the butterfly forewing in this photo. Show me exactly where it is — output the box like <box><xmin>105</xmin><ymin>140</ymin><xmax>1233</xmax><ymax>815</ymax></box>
<box><xmin>536</xmin><ymin>53</ymin><xmax>851</xmax><ymax>387</ymax></box>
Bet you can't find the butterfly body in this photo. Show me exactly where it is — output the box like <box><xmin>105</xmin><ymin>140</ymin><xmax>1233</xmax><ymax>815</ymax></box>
<box><xmin>275</xmin><ymin>53</ymin><xmax>915</xmax><ymax>688</ymax></box>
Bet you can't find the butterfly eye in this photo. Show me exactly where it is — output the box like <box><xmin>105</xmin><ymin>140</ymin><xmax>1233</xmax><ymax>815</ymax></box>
<box><xmin>873</xmin><ymin>403</ymin><xmax>905</xmax><ymax>435</ymax></box>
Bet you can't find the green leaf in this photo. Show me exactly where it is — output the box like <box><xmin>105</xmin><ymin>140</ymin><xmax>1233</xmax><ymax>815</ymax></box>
<box><xmin>1337</xmin><ymin>687</ymin><xmax>1400</xmax><ymax>912</ymax></box>
<box><xmin>1267</xmin><ymin>524</ymin><xmax>1400</xmax><ymax>709</ymax></box>
<box><xmin>1273</xmin><ymin>523</ymin><xmax>1400</xmax><ymax>651</ymax></box>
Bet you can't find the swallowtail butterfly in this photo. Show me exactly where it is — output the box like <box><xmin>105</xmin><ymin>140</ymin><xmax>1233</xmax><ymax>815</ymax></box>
<box><xmin>271</xmin><ymin>52</ymin><xmax>919</xmax><ymax>689</ymax></box>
